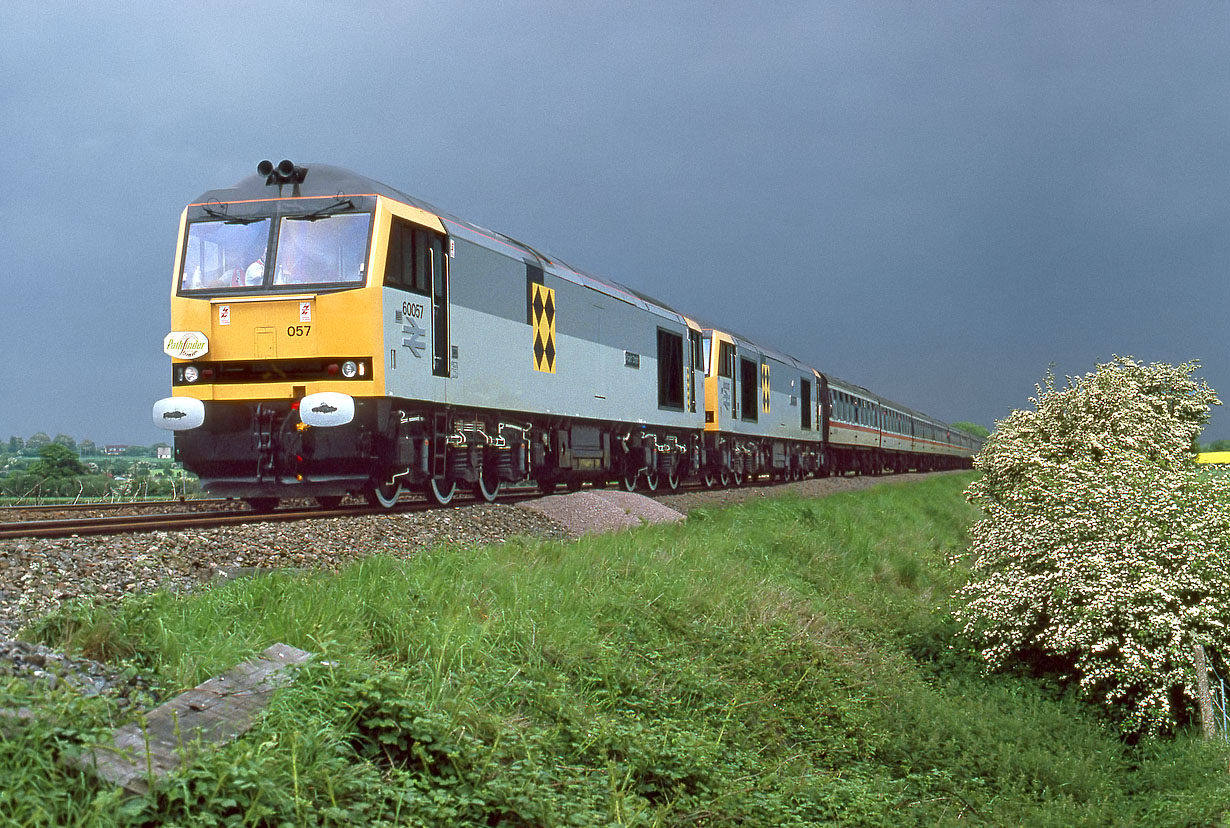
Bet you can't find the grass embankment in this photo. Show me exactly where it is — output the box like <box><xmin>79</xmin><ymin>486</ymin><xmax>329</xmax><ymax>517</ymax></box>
<box><xmin>3</xmin><ymin>474</ymin><xmax>1227</xmax><ymax>826</ymax></box>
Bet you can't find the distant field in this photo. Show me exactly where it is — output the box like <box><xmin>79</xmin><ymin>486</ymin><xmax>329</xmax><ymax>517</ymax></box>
<box><xmin>3</xmin><ymin>473</ymin><xmax>1227</xmax><ymax>826</ymax></box>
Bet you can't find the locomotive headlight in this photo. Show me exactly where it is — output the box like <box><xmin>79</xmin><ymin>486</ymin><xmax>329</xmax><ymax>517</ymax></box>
<box><xmin>183</xmin><ymin>365</ymin><xmax>200</xmax><ymax>383</ymax></box>
<box><xmin>341</xmin><ymin>361</ymin><xmax>358</xmax><ymax>378</ymax></box>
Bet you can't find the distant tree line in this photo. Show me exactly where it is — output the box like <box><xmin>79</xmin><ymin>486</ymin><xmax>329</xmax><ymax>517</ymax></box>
<box><xmin>950</xmin><ymin>421</ymin><xmax>990</xmax><ymax>439</ymax></box>
<box><xmin>1</xmin><ymin>432</ymin><xmax>193</xmax><ymax>499</ymax></box>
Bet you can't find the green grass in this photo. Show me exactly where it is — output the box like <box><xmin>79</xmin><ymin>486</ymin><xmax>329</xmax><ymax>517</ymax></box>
<box><xmin>4</xmin><ymin>473</ymin><xmax>1228</xmax><ymax>826</ymax></box>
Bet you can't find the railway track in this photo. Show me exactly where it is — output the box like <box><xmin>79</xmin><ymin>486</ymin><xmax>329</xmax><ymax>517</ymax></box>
<box><xmin>0</xmin><ymin>471</ymin><xmax>902</xmax><ymax>541</ymax></box>
<box><xmin>0</xmin><ymin>489</ymin><xmax>549</xmax><ymax>540</ymax></box>
<box><xmin>0</xmin><ymin>505</ymin><xmax>359</xmax><ymax>540</ymax></box>
<box><xmin>0</xmin><ymin>499</ymin><xmax>233</xmax><ymax>515</ymax></box>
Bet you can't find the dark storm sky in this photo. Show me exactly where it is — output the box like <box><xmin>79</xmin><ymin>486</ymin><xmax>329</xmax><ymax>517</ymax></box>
<box><xmin>2</xmin><ymin>1</ymin><xmax>1228</xmax><ymax>444</ymax></box>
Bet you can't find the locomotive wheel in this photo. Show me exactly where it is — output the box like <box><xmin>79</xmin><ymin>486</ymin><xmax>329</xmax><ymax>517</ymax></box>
<box><xmin>621</xmin><ymin>471</ymin><xmax>639</xmax><ymax>492</ymax></box>
<box><xmin>643</xmin><ymin>470</ymin><xmax>660</xmax><ymax>492</ymax></box>
<box><xmin>424</xmin><ymin>478</ymin><xmax>456</xmax><ymax>506</ymax></box>
<box><xmin>666</xmin><ymin>469</ymin><xmax>681</xmax><ymax>490</ymax></box>
<box><xmin>474</xmin><ymin>467</ymin><xmax>501</xmax><ymax>503</ymax></box>
<box><xmin>719</xmin><ymin>468</ymin><xmax>731</xmax><ymax>487</ymax></box>
<box><xmin>702</xmin><ymin>469</ymin><xmax>718</xmax><ymax>488</ymax></box>
<box><xmin>367</xmin><ymin>482</ymin><xmax>402</xmax><ymax>509</ymax></box>
<box><xmin>245</xmin><ymin>497</ymin><xmax>278</xmax><ymax>513</ymax></box>
<box><xmin>316</xmin><ymin>495</ymin><xmax>343</xmax><ymax>510</ymax></box>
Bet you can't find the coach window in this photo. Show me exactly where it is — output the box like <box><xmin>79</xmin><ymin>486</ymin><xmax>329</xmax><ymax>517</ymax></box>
<box><xmin>740</xmin><ymin>357</ymin><xmax>758</xmax><ymax>422</ymax></box>
<box><xmin>657</xmin><ymin>328</ymin><xmax>685</xmax><ymax>410</ymax></box>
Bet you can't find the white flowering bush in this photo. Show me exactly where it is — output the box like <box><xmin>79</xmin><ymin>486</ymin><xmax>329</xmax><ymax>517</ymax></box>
<box><xmin>955</xmin><ymin>356</ymin><xmax>1230</xmax><ymax>736</ymax></box>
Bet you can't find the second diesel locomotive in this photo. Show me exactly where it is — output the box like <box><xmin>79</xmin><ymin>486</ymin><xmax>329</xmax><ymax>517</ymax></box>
<box><xmin>153</xmin><ymin>160</ymin><xmax>981</xmax><ymax>509</ymax></box>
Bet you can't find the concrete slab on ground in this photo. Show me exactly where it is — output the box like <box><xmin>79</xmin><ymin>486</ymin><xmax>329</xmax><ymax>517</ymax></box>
<box><xmin>74</xmin><ymin>643</ymin><xmax>312</xmax><ymax>794</ymax></box>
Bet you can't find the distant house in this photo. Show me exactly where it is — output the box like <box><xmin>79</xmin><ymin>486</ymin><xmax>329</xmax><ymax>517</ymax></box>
<box><xmin>103</xmin><ymin>445</ymin><xmax>129</xmax><ymax>456</ymax></box>
<box><xmin>155</xmin><ymin>446</ymin><xmax>172</xmax><ymax>459</ymax></box>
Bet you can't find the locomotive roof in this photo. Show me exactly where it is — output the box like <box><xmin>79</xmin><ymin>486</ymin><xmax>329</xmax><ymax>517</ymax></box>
<box><xmin>191</xmin><ymin>164</ymin><xmax>688</xmax><ymax>326</ymax></box>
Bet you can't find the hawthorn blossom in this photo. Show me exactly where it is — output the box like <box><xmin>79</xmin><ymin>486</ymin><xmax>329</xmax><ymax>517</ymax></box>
<box><xmin>954</xmin><ymin>357</ymin><xmax>1230</xmax><ymax>736</ymax></box>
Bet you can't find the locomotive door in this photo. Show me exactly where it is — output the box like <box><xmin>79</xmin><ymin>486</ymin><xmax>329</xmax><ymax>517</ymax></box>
<box><xmin>383</xmin><ymin>218</ymin><xmax>449</xmax><ymax>387</ymax></box>
<box><xmin>388</xmin><ymin>218</ymin><xmax>442</xmax><ymax>388</ymax></box>
<box><xmin>430</xmin><ymin>234</ymin><xmax>450</xmax><ymax>378</ymax></box>
<box><xmin>717</xmin><ymin>340</ymin><xmax>736</xmax><ymax>422</ymax></box>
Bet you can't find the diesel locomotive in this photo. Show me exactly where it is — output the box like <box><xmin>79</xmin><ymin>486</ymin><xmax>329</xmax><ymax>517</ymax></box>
<box><xmin>153</xmin><ymin>160</ymin><xmax>981</xmax><ymax>509</ymax></box>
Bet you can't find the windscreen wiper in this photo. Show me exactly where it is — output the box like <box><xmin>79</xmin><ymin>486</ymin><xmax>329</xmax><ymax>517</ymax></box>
<box><xmin>201</xmin><ymin>205</ymin><xmax>265</xmax><ymax>225</ymax></box>
<box><xmin>285</xmin><ymin>199</ymin><xmax>356</xmax><ymax>222</ymax></box>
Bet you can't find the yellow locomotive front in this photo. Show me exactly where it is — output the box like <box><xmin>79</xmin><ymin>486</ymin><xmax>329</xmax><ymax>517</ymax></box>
<box><xmin>153</xmin><ymin>161</ymin><xmax>397</xmax><ymax>509</ymax></box>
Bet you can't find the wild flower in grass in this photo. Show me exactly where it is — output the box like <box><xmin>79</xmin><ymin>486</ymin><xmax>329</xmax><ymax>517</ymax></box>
<box><xmin>953</xmin><ymin>356</ymin><xmax>1230</xmax><ymax>736</ymax></box>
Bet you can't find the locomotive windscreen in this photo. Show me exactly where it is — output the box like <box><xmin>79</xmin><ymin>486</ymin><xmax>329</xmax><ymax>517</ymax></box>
<box><xmin>179</xmin><ymin>218</ymin><xmax>271</xmax><ymax>291</ymax></box>
<box><xmin>178</xmin><ymin>210</ymin><xmax>373</xmax><ymax>294</ymax></box>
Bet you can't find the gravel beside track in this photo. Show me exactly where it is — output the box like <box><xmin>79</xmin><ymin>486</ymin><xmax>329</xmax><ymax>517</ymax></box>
<box><xmin>0</xmin><ymin>504</ymin><xmax>569</xmax><ymax>639</ymax></box>
<box><xmin>520</xmin><ymin>489</ymin><xmax>686</xmax><ymax>537</ymax></box>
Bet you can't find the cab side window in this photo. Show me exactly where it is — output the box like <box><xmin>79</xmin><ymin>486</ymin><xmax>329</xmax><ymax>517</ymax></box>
<box><xmin>384</xmin><ymin>218</ymin><xmax>432</xmax><ymax>295</ymax></box>
<box><xmin>718</xmin><ymin>342</ymin><xmax>735</xmax><ymax>379</ymax></box>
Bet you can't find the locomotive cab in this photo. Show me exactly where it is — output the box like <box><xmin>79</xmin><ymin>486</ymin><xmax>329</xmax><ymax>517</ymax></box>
<box><xmin>153</xmin><ymin>163</ymin><xmax>448</xmax><ymax>509</ymax></box>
